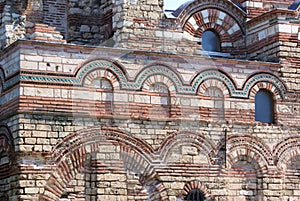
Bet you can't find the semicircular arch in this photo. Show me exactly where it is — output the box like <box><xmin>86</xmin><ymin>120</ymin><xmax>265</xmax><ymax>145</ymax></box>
<box><xmin>74</xmin><ymin>58</ymin><xmax>128</xmax><ymax>88</ymax></box>
<box><xmin>246</xmin><ymin>72</ymin><xmax>287</xmax><ymax>100</ymax></box>
<box><xmin>223</xmin><ymin>135</ymin><xmax>274</xmax><ymax>170</ymax></box>
<box><xmin>134</xmin><ymin>63</ymin><xmax>185</xmax><ymax>93</ymax></box>
<box><xmin>273</xmin><ymin>135</ymin><xmax>300</xmax><ymax>170</ymax></box>
<box><xmin>223</xmin><ymin>134</ymin><xmax>273</xmax><ymax>173</ymax></box>
<box><xmin>178</xmin><ymin>0</ymin><xmax>246</xmax><ymax>32</ymax></box>
<box><xmin>158</xmin><ymin>131</ymin><xmax>216</xmax><ymax>165</ymax></box>
<box><xmin>40</xmin><ymin>127</ymin><xmax>157</xmax><ymax>200</ymax></box>
<box><xmin>191</xmin><ymin>69</ymin><xmax>237</xmax><ymax>97</ymax></box>
<box><xmin>182</xmin><ymin>180</ymin><xmax>212</xmax><ymax>200</ymax></box>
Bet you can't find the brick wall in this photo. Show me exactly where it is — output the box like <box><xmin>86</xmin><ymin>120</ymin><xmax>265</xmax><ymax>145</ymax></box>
<box><xmin>0</xmin><ymin>0</ymin><xmax>299</xmax><ymax>201</ymax></box>
<box><xmin>0</xmin><ymin>40</ymin><xmax>299</xmax><ymax>200</ymax></box>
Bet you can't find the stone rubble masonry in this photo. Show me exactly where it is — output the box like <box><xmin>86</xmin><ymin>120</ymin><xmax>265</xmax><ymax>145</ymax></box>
<box><xmin>0</xmin><ymin>0</ymin><xmax>300</xmax><ymax>201</ymax></box>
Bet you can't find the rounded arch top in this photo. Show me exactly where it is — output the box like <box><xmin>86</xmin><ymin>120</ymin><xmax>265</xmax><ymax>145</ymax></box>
<box><xmin>74</xmin><ymin>58</ymin><xmax>128</xmax><ymax>88</ymax></box>
<box><xmin>223</xmin><ymin>134</ymin><xmax>273</xmax><ymax>173</ymax></box>
<box><xmin>182</xmin><ymin>180</ymin><xmax>211</xmax><ymax>200</ymax></box>
<box><xmin>177</xmin><ymin>0</ymin><xmax>246</xmax><ymax>27</ymax></box>
<box><xmin>158</xmin><ymin>131</ymin><xmax>216</xmax><ymax>165</ymax></box>
<box><xmin>177</xmin><ymin>0</ymin><xmax>246</xmax><ymax>41</ymax></box>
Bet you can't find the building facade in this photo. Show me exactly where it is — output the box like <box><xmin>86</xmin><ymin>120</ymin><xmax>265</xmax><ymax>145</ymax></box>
<box><xmin>0</xmin><ymin>0</ymin><xmax>300</xmax><ymax>200</ymax></box>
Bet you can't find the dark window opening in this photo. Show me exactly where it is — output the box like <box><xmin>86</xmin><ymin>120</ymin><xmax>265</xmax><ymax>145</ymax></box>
<box><xmin>185</xmin><ymin>189</ymin><xmax>205</xmax><ymax>201</ymax></box>
<box><xmin>255</xmin><ymin>89</ymin><xmax>274</xmax><ymax>123</ymax></box>
<box><xmin>202</xmin><ymin>30</ymin><xmax>221</xmax><ymax>52</ymax></box>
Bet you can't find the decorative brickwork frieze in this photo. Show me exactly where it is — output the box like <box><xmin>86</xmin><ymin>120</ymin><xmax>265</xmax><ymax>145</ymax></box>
<box><xmin>0</xmin><ymin>1</ymin><xmax>300</xmax><ymax>200</ymax></box>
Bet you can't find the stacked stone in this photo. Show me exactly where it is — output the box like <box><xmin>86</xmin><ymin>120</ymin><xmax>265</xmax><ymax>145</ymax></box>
<box><xmin>0</xmin><ymin>0</ymin><xmax>300</xmax><ymax>200</ymax></box>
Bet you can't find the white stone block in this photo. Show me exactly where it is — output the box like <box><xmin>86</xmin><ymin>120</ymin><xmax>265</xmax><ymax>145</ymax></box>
<box><xmin>134</xmin><ymin>94</ymin><xmax>150</xmax><ymax>103</ymax></box>
<box><xmin>221</xmin><ymin>42</ymin><xmax>233</xmax><ymax>47</ymax></box>
<box><xmin>219</xmin><ymin>11</ymin><xmax>226</xmax><ymax>20</ymax></box>
<box><xmin>253</xmin><ymin>2</ymin><xmax>263</xmax><ymax>8</ymax></box>
<box><xmin>114</xmin><ymin>93</ymin><xmax>128</xmax><ymax>102</ymax></box>
<box><xmin>201</xmin><ymin>10</ymin><xmax>209</xmax><ymax>18</ymax></box>
<box><xmin>199</xmin><ymin>99</ymin><xmax>214</xmax><ymax>108</ymax></box>
<box><xmin>216</xmin><ymin>19</ymin><xmax>223</xmax><ymax>25</ymax></box>
<box><xmin>278</xmin><ymin>24</ymin><xmax>292</xmax><ymax>33</ymax></box>
<box><xmin>291</xmin><ymin>25</ymin><xmax>299</xmax><ymax>34</ymax></box>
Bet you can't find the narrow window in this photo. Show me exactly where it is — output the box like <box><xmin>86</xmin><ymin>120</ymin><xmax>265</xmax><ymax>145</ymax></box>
<box><xmin>255</xmin><ymin>89</ymin><xmax>274</xmax><ymax>123</ymax></box>
<box><xmin>202</xmin><ymin>29</ymin><xmax>221</xmax><ymax>52</ymax></box>
<box><xmin>185</xmin><ymin>189</ymin><xmax>205</xmax><ymax>201</ymax></box>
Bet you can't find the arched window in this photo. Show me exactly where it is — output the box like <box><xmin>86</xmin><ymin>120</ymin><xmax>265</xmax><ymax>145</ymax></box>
<box><xmin>255</xmin><ymin>89</ymin><xmax>274</xmax><ymax>123</ymax></box>
<box><xmin>185</xmin><ymin>189</ymin><xmax>205</xmax><ymax>201</ymax></box>
<box><xmin>202</xmin><ymin>29</ymin><xmax>221</xmax><ymax>52</ymax></box>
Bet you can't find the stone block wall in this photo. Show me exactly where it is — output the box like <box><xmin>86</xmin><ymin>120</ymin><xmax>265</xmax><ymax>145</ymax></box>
<box><xmin>0</xmin><ymin>41</ymin><xmax>299</xmax><ymax>200</ymax></box>
<box><xmin>0</xmin><ymin>0</ymin><xmax>299</xmax><ymax>201</ymax></box>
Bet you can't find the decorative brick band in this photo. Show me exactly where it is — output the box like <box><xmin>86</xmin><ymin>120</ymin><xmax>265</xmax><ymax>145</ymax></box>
<box><xmin>20</xmin><ymin>58</ymin><xmax>287</xmax><ymax>100</ymax></box>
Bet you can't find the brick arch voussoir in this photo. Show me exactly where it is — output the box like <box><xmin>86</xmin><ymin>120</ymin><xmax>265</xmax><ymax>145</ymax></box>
<box><xmin>159</xmin><ymin>131</ymin><xmax>216</xmax><ymax>165</ymax></box>
<box><xmin>75</xmin><ymin>58</ymin><xmax>128</xmax><ymax>88</ymax></box>
<box><xmin>83</xmin><ymin>68</ymin><xmax>120</xmax><ymax>89</ymax></box>
<box><xmin>249</xmin><ymin>82</ymin><xmax>281</xmax><ymax>100</ymax></box>
<box><xmin>198</xmin><ymin>79</ymin><xmax>229</xmax><ymax>98</ymax></box>
<box><xmin>182</xmin><ymin>180</ymin><xmax>212</xmax><ymax>200</ymax></box>
<box><xmin>140</xmin><ymin>172</ymin><xmax>169</xmax><ymax>201</ymax></box>
<box><xmin>142</xmin><ymin>74</ymin><xmax>176</xmax><ymax>93</ymax></box>
<box><xmin>178</xmin><ymin>0</ymin><xmax>246</xmax><ymax>32</ymax></box>
<box><xmin>194</xmin><ymin>22</ymin><xmax>233</xmax><ymax>45</ymax></box>
<box><xmin>41</xmin><ymin>127</ymin><xmax>155</xmax><ymax>199</ymax></box>
<box><xmin>224</xmin><ymin>134</ymin><xmax>273</xmax><ymax>173</ymax></box>
<box><xmin>191</xmin><ymin>69</ymin><xmax>236</xmax><ymax>97</ymax></box>
<box><xmin>227</xmin><ymin>147</ymin><xmax>269</xmax><ymax>175</ymax></box>
<box><xmin>244</xmin><ymin>73</ymin><xmax>287</xmax><ymax>100</ymax></box>
<box><xmin>273</xmin><ymin>136</ymin><xmax>300</xmax><ymax>170</ymax></box>
<box><xmin>136</xmin><ymin>64</ymin><xmax>184</xmax><ymax>93</ymax></box>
